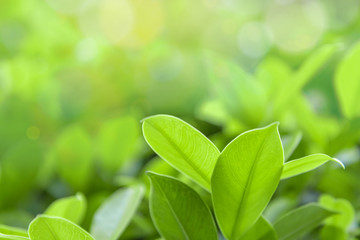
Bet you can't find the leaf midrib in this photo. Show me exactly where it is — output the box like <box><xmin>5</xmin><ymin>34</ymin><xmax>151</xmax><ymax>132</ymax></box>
<box><xmin>152</xmin><ymin>178</ymin><xmax>190</xmax><ymax>240</ymax></box>
<box><xmin>230</xmin><ymin>134</ymin><xmax>268</xmax><ymax>239</ymax></box>
<box><xmin>146</xmin><ymin>121</ymin><xmax>210</xmax><ymax>185</ymax></box>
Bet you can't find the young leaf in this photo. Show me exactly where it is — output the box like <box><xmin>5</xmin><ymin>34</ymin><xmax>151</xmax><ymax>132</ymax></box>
<box><xmin>147</xmin><ymin>172</ymin><xmax>218</xmax><ymax>240</ymax></box>
<box><xmin>90</xmin><ymin>185</ymin><xmax>145</xmax><ymax>240</ymax></box>
<box><xmin>211</xmin><ymin>123</ymin><xmax>284</xmax><ymax>239</ymax></box>
<box><xmin>273</xmin><ymin>203</ymin><xmax>336</xmax><ymax>240</ymax></box>
<box><xmin>335</xmin><ymin>41</ymin><xmax>360</xmax><ymax>118</ymax></box>
<box><xmin>28</xmin><ymin>215</ymin><xmax>95</xmax><ymax>240</ymax></box>
<box><xmin>281</xmin><ymin>131</ymin><xmax>302</xmax><ymax>161</ymax></box>
<box><xmin>142</xmin><ymin>114</ymin><xmax>220</xmax><ymax>190</ymax></box>
<box><xmin>44</xmin><ymin>193</ymin><xmax>87</xmax><ymax>224</ymax></box>
<box><xmin>281</xmin><ymin>154</ymin><xmax>345</xmax><ymax>180</ymax></box>
<box><xmin>240</xmin><ymin>216</ymin><xmax>278</xmax><ymax>240</ymax></box>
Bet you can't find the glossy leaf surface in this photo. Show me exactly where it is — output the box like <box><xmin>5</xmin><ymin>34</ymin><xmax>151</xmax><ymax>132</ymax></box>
<box><xmin>147</xmin><ymin>172</ymin><xmax>218</xmax><ymax>240</ymax></box>
<box><xmin>142</xmin><ymin>114</ymin><xmax>220</xmax><ymax>190</ymax></box>
<box><xmin>212</xmin><ymin>123</ymin><xmax>284</xmax><ymax>239</ymax></box>
<box><xmin>241</xmin><ymin>216</ymin><xmax>278</xmax><ymax>240</ymax></box>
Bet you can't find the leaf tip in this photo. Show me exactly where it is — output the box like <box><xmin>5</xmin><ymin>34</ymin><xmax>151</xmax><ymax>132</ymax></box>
<box><xmin>333</xmin><ymin>157</ymin><xmax>345</xmax><ymax>169</ymax></box>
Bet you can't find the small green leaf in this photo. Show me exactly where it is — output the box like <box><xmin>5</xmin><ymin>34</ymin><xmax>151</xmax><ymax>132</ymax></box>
<box><xmin>142</xmin><ymin>114</ymin><xmax>220</xmax><ymax>190</ymax></box>
<box><xmin>273</xmin><ymin>203</ymin><xmax>336</xmax><ymax>240</ymax></box>
<box><xmin>28</xmin><ymin>215</ymin><xmax>94</xmax><ymax>240</ymax></box>
<box><xmin>321</xmin><ymin>225</ymin><xmax>347</xmax><ymax>240</ymax></box>
<box><xmin>240</xmin><ymin>216</ymin><xmax>278</xmax><ymax>240</ymax></box>
<box><xmin>211</xmin><ymin>123</ymin><xmax>284</xmax><ymax>239</ymax></box>
<box><xmin>90</xmin><ymin>185</ymin><xmax>145</xmax><ymax>240</ymax></box>
<box><xmin>147</xmin><ymin>172</ymin><xmax>218</xmax><ymax>240</ymax></box>
<box><xmin>335</xmin><ymin>41</ymin><xmax>360</xmax><ymax>118</ymax></box>
<box><xmin>281</xmin><ymin>154</ymin><xmax>345</xmax><ymax>180</ymax></box>
<box><xmin>319</xmin><ymin>194</ymin><xmax>354</xmax><ymax>230</ymax></box>
<box><xmin>282</xmin><ymin>131</ymin><xmax>302</xmax><ymax>161</ymax></box>
<box><xmin>44</xmin><ymin>193</ymin><xmax>87</xmax><ymax>224</ymax></box>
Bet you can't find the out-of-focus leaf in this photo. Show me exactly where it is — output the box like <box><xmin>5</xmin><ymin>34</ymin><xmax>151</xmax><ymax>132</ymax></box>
<box><xmin>0</xmin><ymin>233</ymin><xmax>28</xmax><ymax>240</ymax></box>
<box><xmin>273</xmin><ymin>203</ymin><xmax>336</xmax><ymax>240</ymax></box>
<box><xmin>281</xmin><ymin>131</ymin><xmax>302</xmax><ymax>161</ymax></box>
<box><xmin>241</xmin><ymin>216</ymin><xmax>278</xmax><ymax>240</ymax></box>
<box><xmin>54</xmin><ymin>126</ymin><xmax>93</xmax><ymax>191</ymax></box>
<box><xmin>44</xmin><ymin>193</ymin><xmax>87</xmax><ymax>224</ymax></box>
<box><xmin>264</xmin><ymin>198</ymin><xmax>297</xmax><ymax>223</ymax></box>
<box><xmin>274</xmin><ymin>44</ymin><xmax>340</xmax><ymax>114</ymax></box>
<box><xmin>335</xmin><ymin>41</ymin><xmax>360</xmax><ymax>118</ymax></box>
<box><xmin>28</xmin><ymin>215</ymin><xmax>94</xmax><ymax>240</ymax></box>
<box><xmin>319</xmin><ymin>195</ymin><xmax>354</xmax><ymax>230</ymax></box>
<box><xmin>98</xmin><ymin>116</ymin><xmax>140</xmax><ymax>173</ymax></box>
<box><xmin>281</xmin><ymin>154</ymin><xmax>344</xmax><ymax>179</ymax></box>
<box><xmin>0</xmin><ymin>141</ymin><xmax>42</xmax><ymax>208</ymax></box>
<box><xmin>147</xmin><ymin>172</ymin><xmax>218</xmax><ymax>240</ymax></box>
<box><xmin>0</xmin><ymin>225</ymin><xmax>27</xmax><ymax>237</ymax></box>
<box><xmin>321</xmin><ymin>225</ymin><xmax>347</xmax><ymax>240</ymax></box>
<box><xmin>206</xmin><ymin>53</ymin><xmax>266</xmax><ymax>127</ymax></box>
<box><xmin>142</xmin><ymin>114</ymin><xmax>220</xmax><ymax>191</ymax></box>
<box><xmin>211</xmin><ymin>123</ymin><xmax>283</xmax><ymax>239</ymax></box>
<box><xmin>90</xmin><ymin>185</ymin><xmax>144</xmax><ymax>240</ymax></box>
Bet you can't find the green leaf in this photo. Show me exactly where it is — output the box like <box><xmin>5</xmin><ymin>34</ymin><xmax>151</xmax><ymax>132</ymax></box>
<box><xmin>0</xmin><ymin>233</ymin><xmax>28</xmax><ymax>240</ymax></box>
<box><xmin>274</xmin><ymin>44</ymin><xmax>340</xmax><ymax>114</ymax></box>
<box><xmin>273</xmin><ymin>203</ymin><xmax>336</xmax><ymax>240</ymax></box>
<box><xmin>44</xmin><ymin>193</ymin><xmax>87</xmax><ymax>224</ymax></box>
<box><xmin>335</xmin><ymin>41</ymin><xmax>360</xmax><ymax>118</ymax></box>
<box><xmin>147</xmin><ymin>172</ymin><xmax>218</xmax><ymax>240</ymax></box>
<box><xmin>98</xmin><ymin>116</ymin><xmax>140</xmax><ymax>172</ymax></box>
<box><xmin>90</xmin><ymin>185</ymin><xmax>145</xmax><ymax>240</ymax></box>
<box><xmin>0</xmin><ymin>225</ymin><xmax>27</xmax><ymax>237</ymax></box>
<box><xmin>54</xmin><ymin>126</ymin><xmax>93</xmax><ymax>191</ymax></box>
<box><xmin>319</xmin><ymin>195</ymin><xmax>354</xmax><ymax>230</ymax></box>
<box><xmin>211</xmin><ymin>123</ymin><xmax>284</xmax><ymax>239</ymax></box>
<box><xmin>281</xmin><ymin>154</ymin><xmax>345</xmax><ymax>180</ymax></box>
<box><xmin>321</xmin><ymin>225</ymin><xmax>347</xmax><ymax>240</ymax></box>
<box><xmin>28</xmin><ymin>215</ymin><xmax>95</xmax><ymax>240</ymax></box>
<box><xmin>142</xmin><ymin>114</ymin><xmax>220</xmax><ymax>190</ymax></box>
<box><xmin>282</xmin><ymin>131</ymin><xmax>302</xmax><ymax>161</ymax></box>
<box><xmin>241</xmin><ymin>216</ymin><xmax>278</xmax><ymax>240</ymax></box>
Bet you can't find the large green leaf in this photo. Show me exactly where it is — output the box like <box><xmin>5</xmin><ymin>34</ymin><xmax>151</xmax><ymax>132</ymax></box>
<box><xmin>54</xmin><ymin>126</ymin><xmax>93</xmax><ymax>191</ymax></box>
<box><xmin>240</xmin><ymin>216</ymin><xmax>278</xmax><ymax>240</ymax></box>
<box><xmin>98</xmin><ymin>116</ymin><xmax>140</xmax><ymax>172</ymax></box>
<box><xmin>44</xmin><ymin>193</ymin><xmax>87</xmax><ymax>224</ymax></box>
<box><xmin>335</xmin><ymin>41</ymin><xmax>360</xmax><ymax>118</ymax></box>
<box><xmin>273</xmin><ymin>203</ymin><xmax>336</xmax><ymax>240</ymax></box>
<box><xmin>211</xmin><ymin>123</ymin><xmax>284</xmax><ymax>239</ymax></box>
<box><xmin>281</xmin><ymin>154</ymin><xmax>344</xmax><ymax>180</ymax></box>
<box><xmin>28</xmin><ymin>215</ymin><xmax>94</xmax><ymax>240</ymax></box>
<box><xmin>147</xmin><ymin>172</ymin><xmax>218</xmax><ymax>240</ymax></box>
<box><xmin>90</xmin><ymin>185</ymin><xmax>144</xmax><ymax>240</ymax></box>
<box><xmin>142</xmin><ymin>115</ymin><xmax>220</xmax><ymax>190</ymax></box>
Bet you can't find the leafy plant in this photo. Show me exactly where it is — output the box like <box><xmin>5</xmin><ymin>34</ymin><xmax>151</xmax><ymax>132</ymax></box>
<box><xmin>142</xmin><ymin>115</ymin><xmax>345</xmax><ymax>240</ymax></box>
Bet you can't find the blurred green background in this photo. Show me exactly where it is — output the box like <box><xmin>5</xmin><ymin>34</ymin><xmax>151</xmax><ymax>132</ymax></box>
<box><xmin>1</xmin><ymin>0</ymin><xmax>360</xmax><ymax>238</ymax></box>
